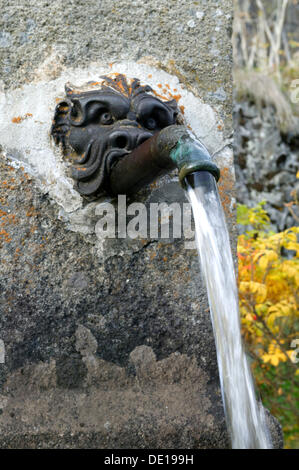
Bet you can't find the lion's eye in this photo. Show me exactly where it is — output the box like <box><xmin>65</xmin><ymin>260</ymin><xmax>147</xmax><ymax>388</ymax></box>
<box><xmin>70</xmin><ymin>103</ymin><xmax>82</xmax><ymax>121</ymax></box>
<box><xmin>145</xmin><ymin>117</ymin><xmax>157</xmax><ymax>130</ymax></box>
<box><xmin>100</xmin><ymin>112</ymin><xmax>113</xmax><ymax>125</ymax></box>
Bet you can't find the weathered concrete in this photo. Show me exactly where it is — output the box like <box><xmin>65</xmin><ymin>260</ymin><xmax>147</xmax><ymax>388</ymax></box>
<box><xmin>0</xmin><ymin>330</ymin><xmax>229</xmax><ymax>449</ymax></box>
<box><xmin>0</xmin><ymin>0</ymin><xmax>282</xmax><ymax>448</ymax></box>
<box><xmin>0</xmin><ymin>157</ymin><xmax>232</xmax><ymax>447</ymax></box>
<box><xmin>0</xmin><ymin>0</ymin><xmax>233</xmax><ymax>136</ymax></box>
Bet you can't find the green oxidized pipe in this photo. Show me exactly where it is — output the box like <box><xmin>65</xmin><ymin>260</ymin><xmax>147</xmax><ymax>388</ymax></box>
<box><xmin>169</xmin><ymin>132</ymin><xmax>220</xmax><ymax>189</ymax></box>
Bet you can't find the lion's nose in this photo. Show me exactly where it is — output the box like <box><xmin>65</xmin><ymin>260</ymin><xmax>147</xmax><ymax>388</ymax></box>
<box><xmin>109</xmin><ymin>130</ymin><xmax>131</xmax><ymax>149</ymax></box>
<box><xmin>108</xmin><ymin>130</ymin><xmax>153</xmax><ymax>150</ymax></box>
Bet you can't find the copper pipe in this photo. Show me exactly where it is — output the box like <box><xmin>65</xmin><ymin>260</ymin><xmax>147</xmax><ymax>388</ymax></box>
<box><xmin>108</xmin><ymin>126</ymin><xmax>188</xmax><ymax>196</ymax></box>
<box><xmin>108</xmin><ymin>125</ymin><xmax>220</xmax><ymax>196</ymax></box>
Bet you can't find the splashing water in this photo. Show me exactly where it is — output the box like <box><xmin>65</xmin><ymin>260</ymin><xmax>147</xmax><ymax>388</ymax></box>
<box><xmin>186</xmin><ymin>171</ymin><xmax>272</xmax><ymax>449</ymax></box>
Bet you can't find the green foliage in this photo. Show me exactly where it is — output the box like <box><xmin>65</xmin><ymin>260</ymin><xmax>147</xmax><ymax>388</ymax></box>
<box><xmin>237</xmin><ymin>200</ymin><xmax>270</xmax><ymax>231</ymax></box>
<box><xmin>237</xmin><ymin>202</ymin><xmax>299</xmax><ymax>449</ymax></box>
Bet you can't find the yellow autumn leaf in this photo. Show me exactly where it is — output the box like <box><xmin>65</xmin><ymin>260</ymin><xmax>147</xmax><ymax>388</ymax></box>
<box><xmin>282</xmin><ymin>263</ymin><xmax>297</xmax><ymax>277</ymax></box>
<box><xmin>268</xmin><ymin>305</ymin><xmax>280</xmax><ymax>314</ymax></box>
<box><xmin>255</xmin><ymin>303</ymin><xmax>267</xmax><ymax>316</ymax></box>
<box><xmin>261</xmin><ymin>344</ymin><xmax>288</xmax><ymax>366</ymax></box>
<box><xmin>259</xmin><ymin>250</ymin><xmax>278</xmax><ymax>270</ymax></box>
<box><xmin>240</xmin><ymin>281</ymin><xmax>268</xmax><ymax>303</ymax></box>
<box><xmin>239</xmin><ymin>281</ymin><xmax>249</xmax><ymax>294</ymax></box>
<box><xmin>261</xmin><ymin>353</ymin><xmax>279</xmax><ymax>366</ymax></box>
<box><xmin>285</xmin><ymin>232</ymin><xmax>297</xmax><ymax>242</ymax></box>
<box><xmin>280</xmin><ymin>303</ymin><xmax>292</xmax><ymax>315</ymax></box>
<box><xmin>253</xmin><ymin>252</ymin><xmax>263</xmax><ymax>264</ymax></box>
<box><xmin>267</xmin><ymin>312</ymin><xmax>283</xmax><ymax>329</ymax></box>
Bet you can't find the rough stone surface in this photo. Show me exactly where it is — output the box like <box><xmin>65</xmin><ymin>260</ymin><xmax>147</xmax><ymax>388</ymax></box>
<box><xmin>0</xmin><ymin>0</ymin><xmax>282</xmax><ymax>449</ymax></box>
<box><xmin>0</xmin><ymin>330</ymin><xmax>229</xmax><ymax>449</ymax></box>
<box><xmin>234</xmin><ymin>100</ymin><xmax>299</xmax><ymax>231</ymax></box>
<box><xmin>0</xmin><ymin>0</ymin><xmax>233</xmax><ymax>136</ymax></box>
<box><xmin>0</xmin><ymin>160</ymin><xmax>226</xmax><ymax>442</ymax></box>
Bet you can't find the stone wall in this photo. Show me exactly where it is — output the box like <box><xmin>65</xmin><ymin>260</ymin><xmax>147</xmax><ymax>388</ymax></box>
<box><xmin>234</xmin><ymin>99</ymin><xmax>299</xmax><ymax>231</ymax></box>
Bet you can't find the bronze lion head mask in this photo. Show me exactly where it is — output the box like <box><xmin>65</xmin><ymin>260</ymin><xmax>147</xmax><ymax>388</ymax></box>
<box><xmin>51</xmin><ymin>74</ymin><xmax>181</xmax><ymax>199</ymax></box>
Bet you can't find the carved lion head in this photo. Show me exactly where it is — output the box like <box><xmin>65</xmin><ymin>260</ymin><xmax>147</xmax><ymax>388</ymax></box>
<box><xmin>51</xmin><ymin>74</ymin><xmax>181</xmax><ymax>199</ymax></box>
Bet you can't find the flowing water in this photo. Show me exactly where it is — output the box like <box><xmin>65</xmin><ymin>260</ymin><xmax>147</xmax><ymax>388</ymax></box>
<box><xmin>186</xmin><ymin>171</ymin><xmax>272</xmax><ymax>449</ymax></box>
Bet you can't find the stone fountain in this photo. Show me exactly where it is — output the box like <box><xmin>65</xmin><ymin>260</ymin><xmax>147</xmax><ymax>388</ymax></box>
<box><xmin>0</xmin><ymin>0</ymin><xmax>282</xmax><ymax>448</ymax></box>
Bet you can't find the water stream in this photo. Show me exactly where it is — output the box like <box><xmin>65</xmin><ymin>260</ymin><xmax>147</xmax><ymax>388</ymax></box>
<box><xmin>186</xmin><ymin>171</ymin><xmax>272</xmax><ymax>449</ymax></box>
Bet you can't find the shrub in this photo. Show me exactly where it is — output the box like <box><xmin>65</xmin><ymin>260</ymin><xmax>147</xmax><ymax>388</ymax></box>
<box><xmin>237</xmin><ymin>201</ymin><xmax>299</xmax><ymax>448</ymax></box>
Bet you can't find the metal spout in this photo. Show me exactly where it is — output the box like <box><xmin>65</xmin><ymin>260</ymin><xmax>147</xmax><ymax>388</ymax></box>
<box><xmin>108</xmin><ymin>125</ymin><xmax>220</xmax><ymax>196</ymax></box>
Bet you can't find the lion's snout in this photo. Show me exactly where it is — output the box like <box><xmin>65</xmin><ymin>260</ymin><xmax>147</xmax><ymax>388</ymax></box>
<box><xmin>108</xmin><ymin>128</ymin><xmax>153</xmax><ymax>152</ymax></box>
